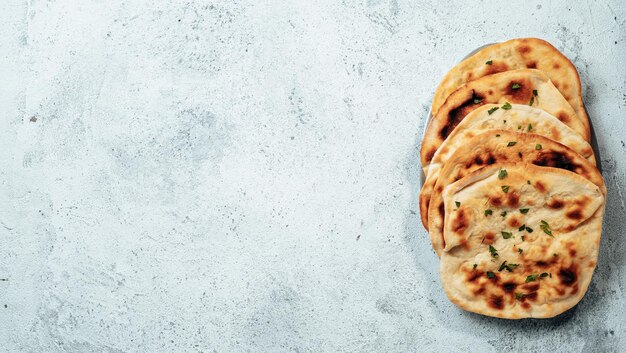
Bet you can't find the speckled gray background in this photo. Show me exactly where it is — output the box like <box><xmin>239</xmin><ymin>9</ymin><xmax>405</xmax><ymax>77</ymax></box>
<box><xmin>1</xmin><ymin>0</ymin><xmax>625</xmax><ymax>352</ymax></box>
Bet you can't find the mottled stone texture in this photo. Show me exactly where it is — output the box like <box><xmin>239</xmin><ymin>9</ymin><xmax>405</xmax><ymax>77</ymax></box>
<box><xmin>1</xmin><ymin>0</ymin><xmax>625</xmax><ymax>352</ymax></box>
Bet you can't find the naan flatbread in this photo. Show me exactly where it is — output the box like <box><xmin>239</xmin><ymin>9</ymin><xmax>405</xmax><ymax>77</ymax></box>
<box><xmin>440</xmin><ymin>164</ymin><xmax>605</xmax><ymax>319</ymax></box>
<box><xmin>431</xmin><ymin>38</ymin><xmax>588</xmax><ymax>136</ymax></box>
<box><xmin>420</xmin><ymin>69</ymin><xmax>588</xmax><ymax>170</ymax></box>
<box><xmin>419</xmin><ymin>104</ymin><xmax>594</xmax><ymax>230</ymax></box>
<box><xmin>427</xmin><ymin>130</ymin><xmax>602</xmax><ymax>256</ymax></box>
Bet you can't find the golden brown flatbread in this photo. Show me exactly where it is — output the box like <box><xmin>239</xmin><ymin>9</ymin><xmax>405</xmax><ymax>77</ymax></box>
<box><xmin>419</xmin><ymin>104</ymin><xmax>595</xmax><ymax>230</ymax></box>
<box><xmin>427</xmin><ymin>130</ymin><xmax>603</xmax><ymax>256</ymax></box>
<box><xmin>420</xmin><ymin>69</ymin><xmax>588</xmax><ymax>170</ymax></box>
<box><xmin>440</xmin><ymin>163</ymin><xmax>605</xmax><ymax>319</ymax></box>
<box><xmin>431</xmin><ymin>38</ymin><xmax>588</xmax><ymax>136</ymax></box>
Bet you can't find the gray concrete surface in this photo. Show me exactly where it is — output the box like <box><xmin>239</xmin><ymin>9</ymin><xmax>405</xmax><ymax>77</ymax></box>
<box><xmin>1</xmin><ymin>0</ymin><xmax>625</xmax><ymax>352</ymax></box>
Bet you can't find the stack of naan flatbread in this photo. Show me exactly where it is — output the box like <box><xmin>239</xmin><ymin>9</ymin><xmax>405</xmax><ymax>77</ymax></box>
<box><xmin>420</xmin><ymin>38</ymin><xmax>606</xmax><ymax>319</ymax></box>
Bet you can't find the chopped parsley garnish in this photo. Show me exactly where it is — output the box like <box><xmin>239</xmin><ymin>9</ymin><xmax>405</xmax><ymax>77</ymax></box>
<box><xmin>498</xmin><ymin>169</ymin><xmax>508</xmax><ymax>179</ymax></box>
<box><xmin>518</xmin><ymin>248</ymin><xmax>523</xmax><ymax>254</ymax></box>
<box><xmin>495</xmin><ymin>134</ymin><xmax>501</xmax><ymax>137</ymax></box>
<box><xmin>488</xmin><ymin>107</ymin><xmax>499</xmax><ymax>115</ymax></box>
<box><xmin>501</xmin><ymin>231</ymin><xmax>513</xmax><ymax>239</ymax></box>
<box><xmin>511</xmin><ymin>83</ymin><xmax>521</xmax><ymax>90</ymax></box>
<box><xmin>521</xmin><ymin>235</ymin><xmax>526</xmax><ymax>241</ymax></box>
<box><xmin>525</xmin><ymin>274</ymin><xmax>538</xmax><ymax>283</ymax></box>
<box><xmin>525</xmin><ymin>226</ymin><xmax>533</xmax><ymax>233</ymax></box>
<box><xmin>485</xmin><ymin>209</ymin><xmax>493</xmax><ymax>216</ymax></box>
<box><xmin>498</xmin><ymin>261</ymin><xmax>519</xmax><ymax>272</ymax></box>
<box><xmin>529</xmin><ymin>96</ymin><xmax>534</xmax><ymax>106</ymax></box>
<box><xmin>501</xmin><ymin>185</ymin><xmax>510</xmax><ymax>193</ymax></box>
<box><xmin>520</xmin><ymin>208</ymin><xmax>529</xmax><ymax>214</ymax></box>
<box><xmin>488</xmin><ymin>245</ymin><xmax>499</xmax><ymax>258</ymax></box>
<box><xmin>474</xmin><ymin>98</ymin><xmax>482</xmax><ymax>104</ymax></box>
<box><xmin>486</xmin><ymin>60</ymin><xmax>493</xmax><ymax>65</ymax></box>
<box><xmin>486</xmin><ymin>271</ymin><xmax>496</xmax><ymax>279</ymax></box>
<box><xmin>533</xmin><ymin>89</ymin><xmax>538</xmax><ymax>96</ymax></box>
<box><xmin>473</xmin><ymin>263</ymin><xmax>478</xmax><ymax>270</ymax></box>
<box><xmin>518</xmin><ymin>224</ymin><xmax>526</xmax><ymax>231</ymax></box>
<box><xmin>527</xmin><ymin>180</ymin><xmax>531</xmax><ymax>185</ymax></box>
<box><xmin>517</xmin><ymin>125</ymin><xmax>522</xmax><ymax>129</ymax></box>
<box><xmin>535</xmin><ymin>144</ymin><xmax>542</xmax><ymax>150</ymax></box>
<box><xmin>540</xmin><ymin>272</ymin><xmax>549</xmax><ymax>278</ymax></box>
<box><xmin>455</xmin><ymin>201</ymin><xmax>461</xmax><ymax>207</ymax></box>
<box><xmin>540</xmin><ymin>220</ymin><xmax>553</xmax><ymax>236</ymax></box>
<box><xmin>500</xmin><ymin>211</ymin><xmax>507</xmax><ymax>217</ymax></box>
<box><xmin>553</xmin><ymin>253</ymin><xmax>559</xmax><ymax>257</ymax></box>
<box><xmin>527</xmin><ymin>124</ymin><xmax>532</xmax><ymax>132</ymax></box>
<box><xmin>518</xmin><ymin>152</ymin><xmax>523</xmax><ymax>158</ymax></box>
<box><xmin>515</xmin><ymin>292</ymin><xmax>526</xmax><ymax>300</ymax></box>
<box><xmin>502</xmin><ymin>102</ymin><xmax>512</xmax><ymax>110</ymax></box>
<box><xmin>507</xmin><ymin>141</ymin><xmax>517</xmax><ymax>147</ymax></box>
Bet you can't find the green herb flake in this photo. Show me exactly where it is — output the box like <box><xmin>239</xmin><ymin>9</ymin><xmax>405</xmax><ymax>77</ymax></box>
<box><xmin>540</xmin><ymin>220</ymin><xmax>553</xmax><ymax>236</ymax></box>
<box><xmin>484</xmin><ymin>209</ymin><xmax>493</xmax><ymax>216</ymax></box>
<box><xmin>540</xmin><ymin>272</ymin><xmax>549</xmax><ymax>278</ymax></box>
<box><xmin>533</xmin><ymin>89</ymin><xmax>538</xmax><ymax>96</ymax></box>
<box><xmin>520</xmin><ymin>208</ymin><xmax>529</xmax><ymax>214</ymax></box>
<box><xmin>455</xmin><ymin>201</ymin><xmax>461</xmax><ymax>207</ymax></box>
<box><xmin>473</xmin><ymin>263</ymin><xmax>478</xmax><ymax>270</ymax></box>
<box><xmin>525</xmin><ymin>274</ymin><xmax>538</xmax><ymax>283</ymax></box>
<box><xmin>511</xmin><ymin>83</ymin><xmax>521</xmax><ymax>90</ymax></box>
<box><xmin>553</xmin><ymin>253</ymin><xmax>558</xmax><ymax>257</ymax></box>
<box><xmin>515</xmin><ymin>292</ymin><xmax>526</xmax><ymax>300</ymax></box>
<box><xmin>529</xmin><ymin>96</ymin><xmax>535</xmax><ymax>106</ymax></box>
<box><xmin>488</xmin><ymin>107</ymin><xmax>499</xmax><ymax>115</ymax></box>
<box><xmin>498</xmin><ymin>169</ymin><xmax>508</xmax><ymax>180</ymax></box>
<box><xmin>501</xmin><ymin>231</ymin><xmax>513</xmax><ymax>239</ymax></box>
<box><xmin>502</xmin><ymin>102</ymin><xmax>512</xmax><ymax>110</ymax></box>
<box><xmin>521</xmin><ymin>235</ymin><xmax>526</xmax><ymax>241</ymax></box>
<box><xmin>486</xmin><ymin>60</ymin><xmax>493</xmax><ymax>65</ymax></box>
<box><xmin>527</xmin><ymin>124</ymin><xmax>532</xmax><ymax>132</ymax></box>
<box><xmin>499</xmin><ymin>261</ymin><xmax>520</xmax><ymax>272</ymax></box>
<box><xmin>527</xmin><ymin>180</ymin><xmax>531</xmax><ymax>185</ymax></box>
<box><xmin>507</xmin><ymin>141</ymin><xmax>517</xmax><ymax>147</ymax></box>
<box><xmin>488</xmin><ymin>245</ymin><xmax>499</xmax><ymax>258</ymax></box>
<box><xmin>486</xmin><ymin>271</ymin><xmax>496</xmax><ymax>279</ymax></box>
<box><xmin>518</xmin><ymin>224</ymin><xmax>526</xmax><ymax>232</ymax></box>
<box><xmin>500</xmin><ymin>211</ymin><xmax>507</xmax><ymax>217</ymax></box>
<box><xmin>525</xmin><ymin>226</ymin><xmax>533</xmax><ymax>233</ymax></box>
<box><xmin>535</xmin><ymin>144</ymin><xmax>542</xmax><ymax>150</ymax></box>
<box><xmin>495</xmin><ymin>134</ymin><xmax>501</xmax><ymax>137</ymax></box>
<box><xmin>501</xmin><ymin>185</ymin><xmax>510</xmax><ymax>193</ymax></box>
<box><xmin>518</xmin><ymin>248</ymin><xmax>523</xmax><ymax>254</ymax></box>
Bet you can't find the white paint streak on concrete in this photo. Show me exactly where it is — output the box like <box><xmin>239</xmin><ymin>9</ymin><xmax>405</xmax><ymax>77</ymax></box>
<box><xmin>1</xmin><ymin>0</ymin><xmax>625</xmax><ymax>352</ymax></box>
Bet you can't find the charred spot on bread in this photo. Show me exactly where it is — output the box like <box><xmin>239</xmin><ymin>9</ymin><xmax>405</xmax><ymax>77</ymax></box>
<box><xmin>547</xmin><ymin>199</ymin><xmax>564</xmax><ymax>209</ymax></box>
<box><xmin>452</xmin><ymin>209</ymin><xmax>468</xmax><ymax>234</ymax></box>
<box><xmin>506</xmin><ymin>192</ymin><xmax>520</xmax><ymax>207</ymax></box>
<box><xmin>526</xmin><ymin>61</ymin><xmax>537</xmax><ymax>69</ymax></box>
<box><xmin>505</xmin><ymin>79</ymin><xmax>533</xmax><ymax>102</ymax></box>
<box><xmin>502</xmin><ymin>282</ymin><xmax>517</xmax><ymax>293</ymax></box>
<box><xmin>490</xmin><ymin>197</ymin><xmax>502</xmax><ymax>207</ymax></box>
<box><xmin>485</xmin><ymin>62</ymin><xmax>509</xmax><ymax>75</ymax></box>
<box><xmin>441</xmin><ymin>91</ymin><xmax>485</xmax><ymax>139</ymax></box>
<box><xmin>487</xmin><ymin>295</ymin><xmax>505</xmax><ymax>310</ymax></box>
<box><xmin>517</xmin><ymin>45</ymin><xmax>532</xmax><ymax>55</ymax></box>
<box><xmin>557</xmin><ymin>112</ymin><xmax>570</xmax><ymax>124</ymax></box>
<box><xmin>425</xmin><ymin>148</ymin><xmax>436</xmax><ymax>162</ymax></box>
<box><xmin>566</xmin><ymin>209</ymin><xmax>583</xmax><ymax>220</ymax></box>
<box><xmin>534</xmin><ymin>181</ymin><xmax>547</xmax><ymax>193</ymax></box>
<box><xmin>558</xmin><ymin>265</ymin><xmax>578</xmax><ymax>286</ymax></box>
<box><xmin>533</xmin><ymin>151</ymin><xmax>578</xmax><ymax>171</ymax></box>
<box><xmin>483</xmin><ymin>232</ymin><xmax>496</xmax><ymax>245</ymax></box>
